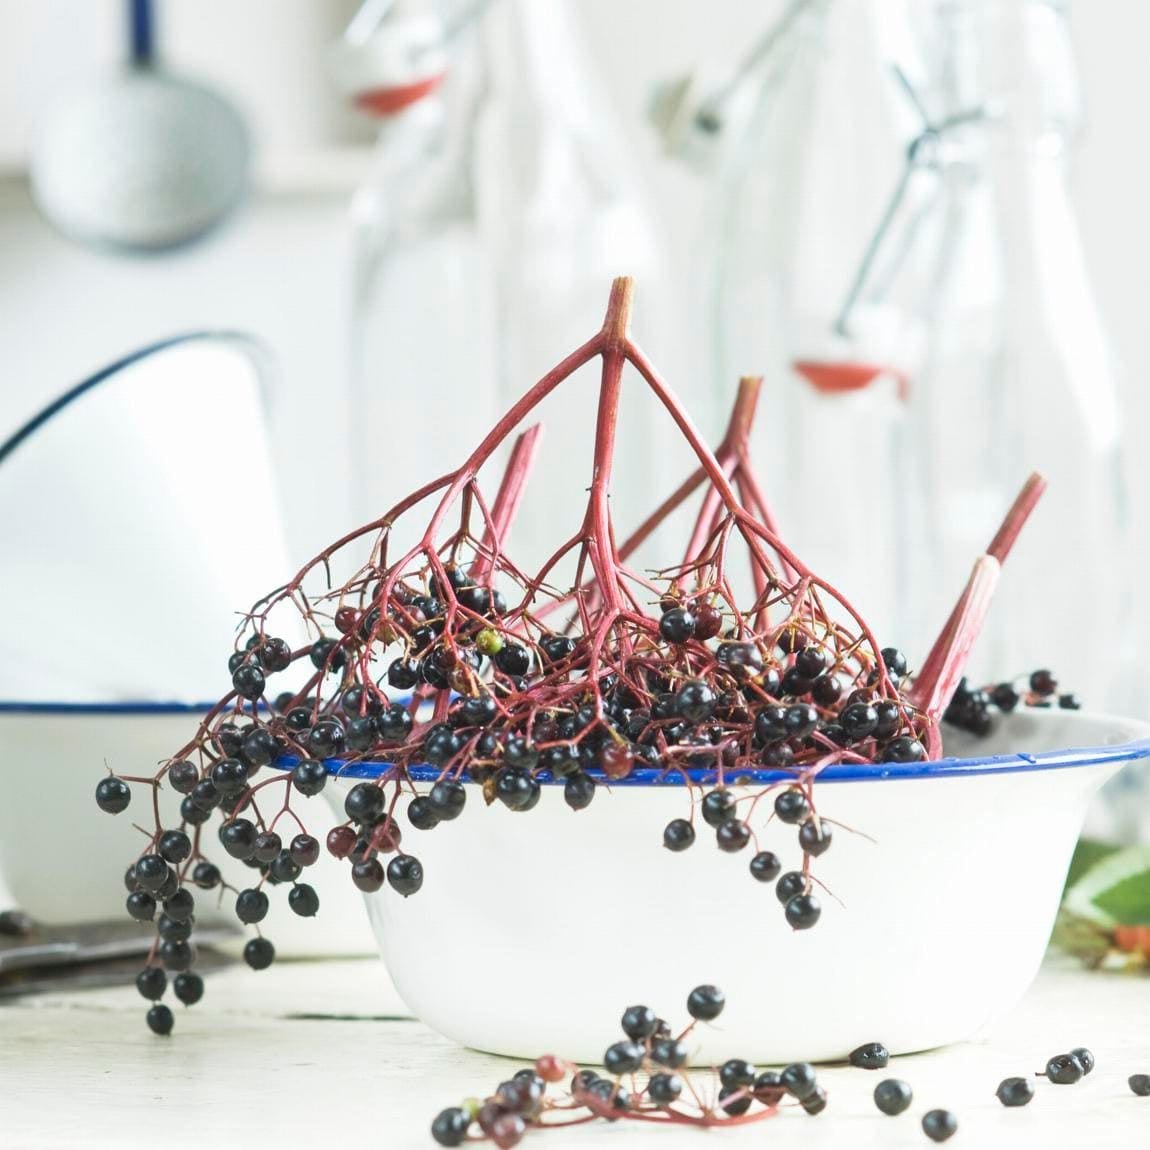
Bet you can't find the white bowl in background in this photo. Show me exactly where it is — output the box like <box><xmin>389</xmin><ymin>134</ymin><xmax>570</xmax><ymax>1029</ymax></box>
<box><xmin>0</xmin><ymin>702</ymin><xmax>376</xmax><ymax>958</ymax></box>
<box><xmin>322</xmin><ymin>709</ymin><xmax>1150</xmax><ymax>1063</ymax></box>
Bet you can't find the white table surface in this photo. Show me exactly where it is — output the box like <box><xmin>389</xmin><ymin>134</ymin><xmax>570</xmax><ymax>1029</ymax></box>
<box><xmin>2</xmin><ymin>955</ymin><xmax>1147</xmax><ymax>1149</ymax></box>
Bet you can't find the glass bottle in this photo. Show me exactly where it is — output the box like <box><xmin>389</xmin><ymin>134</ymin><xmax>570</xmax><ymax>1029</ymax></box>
<box><xmin>698</xmin><ymin>0</ymin><xmax>1129</xmax><ymax>703</ymax></box>
<box><xmin>336</xmin><ymin>0</ymin><xmax>660</xmax><ymax>569</ymax></box>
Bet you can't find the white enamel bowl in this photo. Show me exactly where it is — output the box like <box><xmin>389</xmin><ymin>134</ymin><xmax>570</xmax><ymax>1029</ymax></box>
<box><xmin>322</xmin><ymin>710</ymin><xmax>1150</xmax><ymax>1063</ymax></box>
<box><xmin>0</xmin><ymin>703</ymin><xmax>375</xmax><ymax>956</ymax></box>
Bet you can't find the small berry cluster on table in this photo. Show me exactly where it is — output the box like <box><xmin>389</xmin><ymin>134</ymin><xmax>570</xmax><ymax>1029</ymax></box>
<box><xmin>92</xmin><ymin>279</ymin><xmax>1054</xmax><ymax>1033</ymax></box>
<box><xmin>428</xmin><ymin>986</ymin><xmax>1149</xmax><ymax>1146</ymax></box>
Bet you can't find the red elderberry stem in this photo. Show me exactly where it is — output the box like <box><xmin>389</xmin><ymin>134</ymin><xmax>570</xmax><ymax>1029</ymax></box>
<box><xmin>471</xmin><ymin>423</ymin><xmax>543</xmax><ymax>582</ymax></box>
<box><xmin>909</xmin><ymin>471</ymin><xmax>1046</xmax><ymax>725</ymax></box>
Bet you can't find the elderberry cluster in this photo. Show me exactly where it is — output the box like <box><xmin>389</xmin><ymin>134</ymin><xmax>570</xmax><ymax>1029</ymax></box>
<box><xmin>944</xmin><ymin>668</ymin><xmax>1080</xmax><ymax>736</ymax></box>
<box><xmin>430</xmin><ymin>985</ymin><xmax>827</xmax><ymax>1146</ymax></box>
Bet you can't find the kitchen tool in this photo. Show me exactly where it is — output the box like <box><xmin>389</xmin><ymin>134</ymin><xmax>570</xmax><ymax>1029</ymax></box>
<box><xmin>0</xmin><ymin>333</ymin><xmax>292</xmax><ymax>702</ymax></box>
<box><xmin>316</xmin><ymin>709</ymin><xmax>1150</xmax><ymax>1061</ymax></box>
<box><xmin>29</xmin><ymin>0</ymin><xmax>250</xmax><ymax>253</ymax></box>
<box><xmin>0</xmin><ymin>702</ymin><xmax>377</xmax><ymax>957</ymax></box>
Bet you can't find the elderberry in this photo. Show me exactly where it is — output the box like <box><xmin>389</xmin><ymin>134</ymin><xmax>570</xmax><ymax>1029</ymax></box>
<box><xmin>701</xmin><ymin>788</ymin><xmax>737</xmax><ymax>827</ymax></box>
<box><xmin>244</xmin><ymin>937</ymin><xmax>275</xmax><ymax>970</ymax></box>
<box><xmin>774</xmin><ymin>788</ymin><xmax>809</xmax><ymax>824</ymax></box>
<box><xmin>647</xmin><ymin>1072</ymin><xmax>682</xmax><ymax>1106</ymax></box>
<box><xmin>620</xmin><ymin>1004</ymin><xmax>658</xmax><ymax>1041</ymax></box>
<box><xmin>922</xmin><ymin>1109</ymin><xmax>958</xmax><ymax>1142</ymax></box>
<box><xmin>849</xmin><ymin>1041</ymin><xmax>889</xmax><ymax>1069</ymax></box>
<box><xmin>996</xmin><ymin>1077</ymin><xmax>1034</xmax><ymax>1107</ymax></box>
<box><xmin>716</xmin><ymin>820</ymin><xmax>751</xmax><ymax>852</ymax></box>
<box><xmin>785</xmin><ymin>893</ymin><xmax>821</xmax><ymax>930</ymax></box>
<box><xmin>775</xmin><ymin>871</ymin><xmax>806</xmax><ymax>903</ymax></box>
<box><xmin>750</xmin><ymin>851</ymin><xmax>781</xmax><ymax>882</ymax></box>
<box><xmin>235</xmin><ymin>888</ymin><xmax>269</xmax><ymax>924</ymax></box>
<box><xmin>95</xmin><ymin>777</ymin><xmax>131</xmax><ymax>814</ymax></box>
<box><xmin>431</xmin><ymin>1108</ymin><xmax>471</xmax><ymax>1147</ymax></box>
<box><xmin>651</xmin><ymin>1037</ymin><xmax>689</xmax><ymax>1068</ymax></box>
<box><xmin>387</xmin><ymin>855</ymin><xmax>424</xmax><ymax>896</ymax></box>
<box><xmin>659</xmin><ymin>607</ymin><xmax>696</xmax><ymax>644</ymax></box>
<box><xmin>136</xmin><ymin>966</ymin><xmax>166</xmax><ymax>1000</ymax></box>
<box><xmin>1129</xmin><ymin>1074</ymin><xmax>1150</xmax><ymax>1096</ymax></box>
<box><xmin>686</xmin><ymin>983</ymin><xmax>725</xmax><ymax>1021</ymax></box>
<box><xmin>288</xmin><ymin>883</ymin><xmax>320</xmax><ymax>917</ymax></box>
<box><xmin>874</xmin><ymin>1078</ymin><xmax>913</xmax><ymax>1115</ymax></box>
<box><xmin>798</xmin><ymin>819</ymin><xmax>833</xmax><ymax>856</ymax></box>
<box><xmin>231</xmin><ymin>663</ymin><xmax>265</xmax><ymax>700</ymax></box>
<box><xmin>1044</xmin><ymin>1052</ymin><xmax>1084</xmax><ymax>1084</ymax></box>
<box><xmin>173</xmin><ymin>972</ymin><xmax>204</xmax><ymax>1006</ymax></box>
<box><xmin>564</xmin><ymin>773</ymin><xmax>596</xmax><ymax>810</ymax></box>
<box><xmin>157</xmin><ymin>830</ymin><xmax>191</xmax><ymax>864</ymax></box>
<box><xmin>428</xmin><ymin>779</ymin><xmax>467</xmax><ymax>820</ymax></box>
<box><xmin>781</xmin><ymin>1062</ymin><xmax>818</xmax><ymax>1100</ymax></box>
<box><xmin>291</xmin><ymin>759</ymin><xmax>327</xmax><ymax>796</ymax></box>
<box><xmin>146</xmin><ymin>1004</ymin><xmax>174</xmax><ymax>1036</ymax></box>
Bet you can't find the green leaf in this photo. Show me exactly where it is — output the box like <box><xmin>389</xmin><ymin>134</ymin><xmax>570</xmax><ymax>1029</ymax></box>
<box><xmin>1064</xmin><ymin>838</ymin><xmax>1122</xmax><ymax>892</ymax></box>
<box><xmin>1064</xmin><ymin>845</ymin><xmax>1150</xmax><ymax>927</ymax></box>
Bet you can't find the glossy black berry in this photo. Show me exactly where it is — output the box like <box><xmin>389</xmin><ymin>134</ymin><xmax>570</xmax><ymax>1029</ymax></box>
<box><xmin>798</xmin><ymin>818</ymin><xmax>833</xmax><ymax>857</ymax></box>
<box><xmin>126</xmin><ymin>891</ymin><xmax>157</xmax><ymax>921</ymax></box>
<box><xmin>156</xmin><ymin>830</ymin><xmax>191</xmax><ymax>865</ymax></box>
<box><xmin>651</xmin><ymin>1037</ymin><xmax>689</xmax><ymax>1068</ymax></box>
<box><xmin>995</xmin><ymin>1077</ymin><xmax>1034</xmax><ymax>1106</ymax></box>
<box><xmin>849</xmin><ymin>1042</ymin><xmax>889</xmax><ymax>1070</ymax></box>
<box><xmin>750</xmin><ymin>850</ymin><xmax>781</xmax><ymax>882</ymax></box>
<box><xmin>754</xmin><ymin>705</ymin><xmax>789</xmax><ymax>744</ymax></box>
<box><xmin>646</xmin><ymin>1072</ymin><xmax>682</xmax><ymax>1106</ymax></box>
<box><xmin>541</xmin><ymin>744</ymin><xmax>580</xmax><ymax>778</ymax></box>
<box><xmin>702</xmin><ymin>788</ymin><xmax>737</xmax><ymax>827</ymax></box>
<box><xmin>189</xmin><ymin>779</ymin><xmax>220</xmax><ymax>811</ymax></box>
<box><xmin>719</xmin><ymin>1059</ymin><xmax>756</xmax><ymax>1089</ymax></box>
<box><xmin>219</xmin><ymin>818</ymin><xmax>257</xmax><ymax>860</ymax></box>
<box><xmin>1030</xmin><ymin>669</ymin><xmax>1057</xmax><ymax>696</ymax></box>
<box><xmin>659</xmin><ymin>607</ymin><xmax>696</xmax><ymax>644</ymax></box>
<box><xmin>387</xmin><ymin>657</ymin><xmax>420</xmax><ymax>690</ymax></box>
<box><xmin>269</xmin><ymin>851</ymin><xmax>302</xmax><ymax>883</ymax></box>
<box><xmin>1044</xmin><ymin>1052</ymin><xmax>1084</xmax><ymax>1084</ymax></box>
<box><xmin>235</xmin><ymin>888</ymin><xmax>269</xmax><ymax>924</ymax></box>
<box><xmin>431</xmin><ymin>1107</ymin><xmax>470</xmax><ymax>1147</ymax></box>
<box><xmin>540</xmin><ymin>634</ymin><xmax>576</xmax><ymax>664</ymax></box>
<box><xmin>922</xmin><ymin>1109</ymin><xmax>958</xmax><ymax>1142</ymax></box>
<box><xmin>242</xmin><ymin>727</ymin><xmax>279</xmax><ymax>768</ymax></box>
<box><xmin>874</xmin><ymin>1078</ymin><xmax>913</xmax><ymax>1115</ymax></box>
<box><xmin>231</xmin><ymin>663</ymin><xmax>266</xmax><ymax>700</ymax></box>
<box><xmin>308</xmin><ymin>718</ymin><xmax>346</xmax><ymax>758</ymax></box>
<box><xmin>95</xmin><ymin>776</ymin><xmax>131</xmax><ymax>814</ymax></box>
<box><xmin>686</xmin><ymin>983</ymin><xmax>725</xmax><ymax>1021</ymax></box>
<box><xmin>351</xmin><ymin>859</ymin><xmax>385</xmax><ymax>893</ymax></box>
<box><xmin>211</xmin><ymin>757</ymin><xmax>249</xmax><ymax>795</ymax></box>
<box><xmin>716</xmin><ymin>820</ymin><xmax>751</xmax><ymax>852</ymax></box>
<box><xmin>494</xmin><ymin>642</ymin><xmax>531</xmax><ymax>677</ymax></box>
<box><xmin>775</xmin><ymin>871</ymin><xmax>806</xmax><ymax>904</ymax></box>
<box><xmin>146</xmin><ymin>1003</ymin><xmax>174</xmax><ymax>1036</ymax></box>
<box><xmin>811</xmin><ymin>674</ymin><xmax>844</xmax><ymax>706</ymax></box>
<box><xmin>785</xmin><ymin>703</ymin><xmax>819</xmax><ymax>738</ymax></box>
<box><xmin>1070</xmin><ymin>1047</ymin><xmax>1094</xmax><ymax>1075</ymax></box>
<box><xmin>840</xmin><ymin>701</ymin><xmax>879</xmax><ymax>741</ymax></box>
<box><xmin>163</xmin><ymin>888</ymin><xmax>195</xmax><ymax>922</ymax></box>
<box><xmin>378</xmin><ymin>704</ymin><xmax>414</xmax><ymax>744</ymax></box>
<box><xmin>173</xmin><ymin>972</ymin><xmax>204</xmax><ymax>1006</ymax></box>
<box><xmin>157</xmin><ymin>910</ymin><xmax>193</xmax><ymax>943</ymax></box>
<box><xmin>133</xmin><ymin>854</ymin><xmax>169</xmax><ymax>892</ymax></box>
<box><xmin>881</xmin><ymin>648</ymin><xmax>908</xmax><ymax>680</ymax></box>
<box><xmin>428</xmin><ymin>779</ymin><xmax>466</xmax><ymax>821</ymax></box>
<box><xmin>158</xmin><ymin>938</ymin><xmax>193</xmax><ymax>971</ymax></box>
<box><xmin>167</xmin><ymin>760</ymin><xmax>198</xmax><ymax>793</ymax></box>
<box><xmin>1129</xmin><ymin>1074</ymin><xmax>1150</xmax><ymax>1096</ymax></box>
<box><xmin>781</xmin><ymin>1062</ymin><xmax>818</xmax><ymax>1100</ymax></box>
<box><xmin>408</xmin><ymin>796</ymin><xmax>440</xmax><ymax>830</ymax></box>
<box><xmin>801</xmin><ymin>1085</ymin><xmax>828</xmax><ymax>1115</ymax></box>
<box><xmin>309</xmin><ymin>637</ymin><xmax>346</xmax><ymax>672</ymax></box>
<box><xmin>496</xmin><ymin>767</ymin><xmax>539</xmax><ymax>812</ymax></box>
<box><xmin>603</xmin><ymin>1040</ymin><xmax>644</xmax><ymax>1075</ymax></box>
<box><xmin>192</xmin><ymin>861</ymin><xmax>221</xmax><ymax>890</ymax></box>
<box><xmin>387</xmin><ymin>855</ymin><xmax>424</xmax><ymax>897</ymax></box>
<box><xmin>674</xmin><ymin>680</ymin><xmax>716</xmax><ymax>723</ymax></box>
<box><xmin>345</xmin><ymin>783</ymin><xmax>385</xmax><ymax>823</ymax></box>
<box><xmin>503</xmin><ymin>738</ymin><xmax>539</xmax><ymax>770</ymax></box>
<box><xmin>785</xmin><ymin>893</ymin><xmax>821</xmax><ymax>930</ymax></box>
<box><xmin>718</xmin><ymin>1087</ymin><xmax>751</xmax><ymax>1116</ymax></box>
<box><xmin>774</xmin><ymin>788</ymin><xmax>809</xmax><ymax>824</ymax></box>
<box><xmin>291</xmin><ymin>759</ymin><xmax>327</xmax><ymax>796</ymax></box>
<box><xmin>288</xmin><ymin>883</ymin><xmax>320</xmax><ymax>917</ymax></box>
<box><xmin>621</xmin><ymin>1004</ymin><xmax>658</xmax><ymax>1041</ymax></box>
<box><xmin>564</xmin><ymin>772</ymin><xmax>596</xmax><ymax>811</ymax></box>
<box><xmin>136</xmin><ymin>966</ymin><xmax>167</xmax><ymax>1000</ymax></box>
<box><xmin>663</xmin><ymin>818</ymin><xmax>695</xmax><ymax>851</ymax></box>
<box><xmin>244</xmin><ymin>937</ymin><xmax>275</xmax><ymax>970</ymax></box>
<box><xmin>883</xmin><ymin>736</ymin><xmax>926</xmax><ymax>763</ymax></box>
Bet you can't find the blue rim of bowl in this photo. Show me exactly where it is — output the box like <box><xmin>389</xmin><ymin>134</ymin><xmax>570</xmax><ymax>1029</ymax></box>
<box><xmin>3</xmin><ymin>702</ymin><xmax>1146</xmax><ymax>785</ymax></box>
<box><xmin>0</xmin><ymin>330</ymin><xmax>270</xmax><ymax>467</ymax></box>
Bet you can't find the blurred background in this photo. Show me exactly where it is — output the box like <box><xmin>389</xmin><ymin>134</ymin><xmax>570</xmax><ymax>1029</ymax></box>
<box><xmin>1</xmin><ymin>0</ymin><xmax>1147</xmax><ymax>705</ymax></box>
